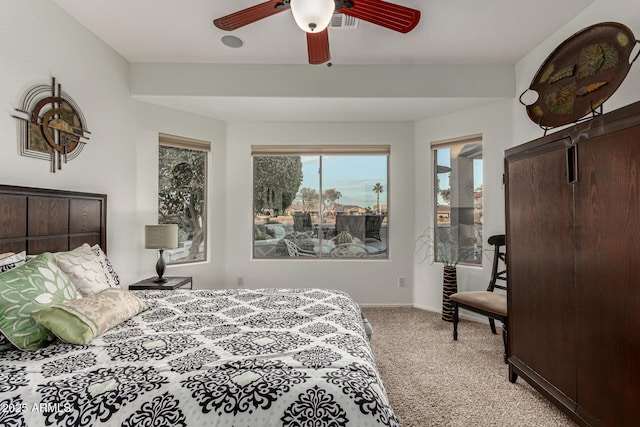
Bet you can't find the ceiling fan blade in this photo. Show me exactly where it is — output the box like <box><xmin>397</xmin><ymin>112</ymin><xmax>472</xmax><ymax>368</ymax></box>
<box><xmin>340</xmin><ymin>0</ymin><xmax>421</xmax><ymax>33</ymax></box>
<box><xmin>213</xmin><ymin>0</ymin><xmax>289</xmax><ymax>31</ymax></box>
<box><xmin>307</xmin><ymin>29</ymin><xmax>331</xmax><ymax>65</ymax></box>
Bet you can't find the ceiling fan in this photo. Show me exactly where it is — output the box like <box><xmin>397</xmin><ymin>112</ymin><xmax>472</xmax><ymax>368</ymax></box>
<box><xmin>213</xmin><ymin>0</ymin><xmax>421</xmax><ymax>65</ymax></box>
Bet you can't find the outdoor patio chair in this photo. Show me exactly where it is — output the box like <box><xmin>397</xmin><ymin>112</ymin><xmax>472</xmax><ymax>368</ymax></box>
<box><xmin>283</xmin><ymin>239</ymin><xmax>315</xmax><ymax>257</ymax></box>
<box><xmin>293</xmin><ymin>212</ymin><xmax>313</xmax><ymax>234</ymax></box>
<box><xmin>335</xmin><ymin>213</ymin><xmax>365</xmax><ymax>242</ymax></box>
<box><xmin>365</xmin><ymin>214</ymin><xmax>385</xmax><ymax>241</ymax></box>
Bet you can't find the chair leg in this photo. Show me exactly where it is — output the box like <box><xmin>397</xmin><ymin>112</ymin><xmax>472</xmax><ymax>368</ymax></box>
<box><xmin>489</xmin><ymin>318</ymin><xmax>497</xmax><ymax>334</ymax></box>
<box><xmin>502</xmin><ymin>322</ymin><xmax>508</xmax><ymax>364</ymax></box>
<box><xmin>453</xmin><ymin>304</ymin><xmax>459</xmax><ymax>341</ymax></box>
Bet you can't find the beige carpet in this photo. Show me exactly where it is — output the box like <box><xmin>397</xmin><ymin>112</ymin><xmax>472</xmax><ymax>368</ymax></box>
<box><xmin>362</xmin><ymin>307</ymin><xmax>577</xmax><ymax>427</ymax></box>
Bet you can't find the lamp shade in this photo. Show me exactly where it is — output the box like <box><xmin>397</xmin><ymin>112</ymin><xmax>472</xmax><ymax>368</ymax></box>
<box><xmin>145</xmin><ymin>224</ymin><xmax>179</xmax><ymax>249</ymax></box>
<box><xmin>290</xmin><ymin>0</ymin><xmax>335</xmax><ymax>33</ymax></box>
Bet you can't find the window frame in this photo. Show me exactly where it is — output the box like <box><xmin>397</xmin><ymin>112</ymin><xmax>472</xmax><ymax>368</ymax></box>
<box><xmin>251</xmin><ymin>145</ymin><xmax>390</xmax><ymax>260</ymax></box>
<box><xmin>431</xmin><ymin>134</ymin><xmax>483</xmax><ymax>267</ymax></box>
<box><xmin>158</xmin><ymin>133</ymin><xmax>210</xmax><ymax>266</ymax></box>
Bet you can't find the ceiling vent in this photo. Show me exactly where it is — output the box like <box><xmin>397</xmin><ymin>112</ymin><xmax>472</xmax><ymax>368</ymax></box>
<box><xmin>329</xmin><ymin>13</ymin><xmax>359</xmax><ymax>29</ymax></box>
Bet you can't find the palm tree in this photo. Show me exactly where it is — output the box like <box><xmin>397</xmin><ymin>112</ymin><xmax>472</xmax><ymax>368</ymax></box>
<box><xmin>372</xmin><ymin>182</ymin><xmax>384</xmax><ymax>214</ymax></box>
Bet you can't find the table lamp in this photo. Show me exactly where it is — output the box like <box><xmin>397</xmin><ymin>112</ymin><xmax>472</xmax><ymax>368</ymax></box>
<box><xmin>145</xmin><ymin>224</ymin><xmax>179</xmax><ymax>283</ymax></box>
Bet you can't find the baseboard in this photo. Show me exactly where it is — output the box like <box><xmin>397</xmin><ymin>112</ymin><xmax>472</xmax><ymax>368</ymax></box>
<box><xmin>409</xmin><ymin>304</ymin><xmax>496</xmax><ymax>325</ymax></box>
<box><xmin>413</xmin><ymin>303</ymin><xmax>441</xmax><ymax>312</ymax></box>
<box><xmin>359</xmin><ymin>303</ymin><xmax>415</xmax><ymax>308</ymax></box>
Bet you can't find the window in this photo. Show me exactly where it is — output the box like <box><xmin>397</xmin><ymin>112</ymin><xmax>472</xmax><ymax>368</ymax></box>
<box><xmin>252</xmin><ymin>145</ymin><xmax>389</xmax><ymax>259</ymax></box>
<box><xmin>432</xmin><ymin>134</ymin><xmax>482</xmax><ymax>265</ymax></box>
<box><xmin>158</xmin><ymin>133</ymin><xmax>210</xmax><ymax>264</ymax></box>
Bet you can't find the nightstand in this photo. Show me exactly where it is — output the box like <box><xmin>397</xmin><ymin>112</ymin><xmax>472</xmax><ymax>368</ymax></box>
<box><xmin>129</xmin><ymin>276</ymin><xmax>192</xmax><ymax>290</ymax></box>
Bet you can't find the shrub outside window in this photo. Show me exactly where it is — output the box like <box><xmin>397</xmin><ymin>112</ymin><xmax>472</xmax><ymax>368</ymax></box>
<box><xmin>158</xmin><ymin>133</ymin><xmax>209</xmax><ymax>264</ymax></box>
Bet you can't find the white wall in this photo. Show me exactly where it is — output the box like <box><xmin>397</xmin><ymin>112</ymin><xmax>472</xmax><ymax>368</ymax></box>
<box><xmin>3</xmin><ymin>0</ymin><xmax>639</xmax><ymax>309</ymax></box>
<box><xmin>224</xmin><ymin>121</ymin><xmax>415</xmax><ymax>305</ymax></box>
<box><xmin>134</xmin><ymin>102</ymin><xmax>227</xmax><ymax>289</ymax></box>
<box><xmin>0</xmin><ymin>1</ymin><xmax>228</xmax><ymax>289</ymax></box>
<box><xmin>514</xmin><ymin>0</ymin><xmax>640</xmax><ymax>144</ymax></box>
<box><xmin>0</xmin><ymin>0</ymin><xmax>137</xmax><ymax>283</ymax></box>
<box><xmin>412</xmin><ymin>100</ymin><xmax>513</xmax><ymax>312</ymax></box>
<box><xmin>0</xmin><ymin>1</ymin><xmax>415</xmax><ymax>305</ymax></box>
<box><xmin>412</xmin><ymin>0</ymin><xmax>640</xmax><ymax>313</ymax></box>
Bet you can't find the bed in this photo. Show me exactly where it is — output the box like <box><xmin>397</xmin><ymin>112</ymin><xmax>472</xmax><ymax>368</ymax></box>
<box><xmin>0</xmin><ymin>185</ymin><xmax>398</xmax><ymax>427</ymax></box>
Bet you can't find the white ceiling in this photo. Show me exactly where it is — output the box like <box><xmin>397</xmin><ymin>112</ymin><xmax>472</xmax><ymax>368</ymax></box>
<box><xmin>52</xmin><ymin>0</ymin><xmax>596</xmax><ymax>122</ymax></box>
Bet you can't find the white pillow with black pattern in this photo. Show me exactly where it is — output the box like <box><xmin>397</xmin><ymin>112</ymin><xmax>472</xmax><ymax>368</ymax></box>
<box><xmin>91</xmin><ymin>244</ymin><xmax>121</xmax><ymax>289</ymax></box>
<box><xmin>0</xmin><ymin>251</ymin><xmax>26</xmax><ymax>274</ymax></box>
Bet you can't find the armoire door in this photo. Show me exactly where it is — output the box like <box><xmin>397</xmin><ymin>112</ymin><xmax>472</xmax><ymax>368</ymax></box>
<box><xmin>505</xmin><ymin>138</ymin><xmax>577</xmax><ymax>404</ymax></box>
<box><xmin>573</xmin><ymin>124</ymin><xmax>640</xmax><ymax>426</ymax></box>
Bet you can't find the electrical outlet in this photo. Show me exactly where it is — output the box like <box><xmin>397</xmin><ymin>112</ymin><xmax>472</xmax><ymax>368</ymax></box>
<box><xmin>397</xmin><ymin>277</ymin><xmax>405</xmax><ymax>287</ymax></box>
<box><xmin>237</xmin><ymin>277</ymin><xmax>244</xmax><ymax>287</ymax></box>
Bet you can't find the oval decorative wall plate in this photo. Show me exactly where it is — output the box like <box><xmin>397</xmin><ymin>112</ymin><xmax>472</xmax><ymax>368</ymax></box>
<box><xmin>522</xmin><ymin>22</ymin><xmax>639</xmax><ymax>129</ymax></box>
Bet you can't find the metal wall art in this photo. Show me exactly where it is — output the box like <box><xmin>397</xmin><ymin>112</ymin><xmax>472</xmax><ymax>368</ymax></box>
<box><xmin>520</xmin><ymin>22</ymin><xmax>639</xmax><ymax>134</ymax></box>
<box><xmin>13</xmin><ymin>77</ymin><xmax>90</xmax><ymax>172</ymax></box>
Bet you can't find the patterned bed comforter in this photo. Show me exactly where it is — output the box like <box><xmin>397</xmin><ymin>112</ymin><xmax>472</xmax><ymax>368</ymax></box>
<box><xmin>0</xmin><ymin>288</ymin><xmax>399</xmax><ymax>426</ymax></box>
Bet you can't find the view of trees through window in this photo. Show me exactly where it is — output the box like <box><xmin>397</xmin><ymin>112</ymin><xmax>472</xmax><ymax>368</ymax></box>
<box><xmin>253</xmin><ymin>150</ymin><xmax>389</xmax><ymax>259</ymax></box>
<box><xmin>433</xmin><ymin>139</ymin><xmax>483</xmax><ymax>265</ymax></box>
<box><xmin>158</xmin><ymin>141</ymin><xmax>208</xmax><ymax>264</ymax></box>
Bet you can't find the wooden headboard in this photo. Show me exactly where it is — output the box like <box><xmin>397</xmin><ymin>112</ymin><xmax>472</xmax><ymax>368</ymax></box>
<box><xmin>0</xmin><ymin>185</ymin><xmax>107</xmax><ymax>254</ymax></box>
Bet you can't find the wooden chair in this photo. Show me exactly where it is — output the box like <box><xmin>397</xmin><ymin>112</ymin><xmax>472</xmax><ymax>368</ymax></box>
<box><xmin>451</xmin><ymin>234</ymin><xmax>508</xmax><ymax>362</ymax></box>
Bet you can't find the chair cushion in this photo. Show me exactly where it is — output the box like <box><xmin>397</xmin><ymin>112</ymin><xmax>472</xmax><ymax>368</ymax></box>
<box><xmin>450</xmin><ymin>291</ymin><xmax>507</xmax><ymax>316</ymax></box>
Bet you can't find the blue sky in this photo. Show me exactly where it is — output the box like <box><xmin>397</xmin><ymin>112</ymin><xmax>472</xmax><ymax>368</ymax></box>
<box><xmin>300</xmin><ymin>155</ymin><xmax>388</xmax><ymax>208</ymax></box>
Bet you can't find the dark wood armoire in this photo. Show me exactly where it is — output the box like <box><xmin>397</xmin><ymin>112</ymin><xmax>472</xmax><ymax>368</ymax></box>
<box><xmin>505</xmin><ymin>100</ymin><xmax>640</xmax><ymax>427</ymax></box>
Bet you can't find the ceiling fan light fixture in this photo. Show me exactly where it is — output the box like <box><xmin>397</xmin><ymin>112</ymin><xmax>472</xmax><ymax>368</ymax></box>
<box><xmin>290</xmin><ymin>0</ymin><xmax>335</xmax><ymax>33</ymax></box>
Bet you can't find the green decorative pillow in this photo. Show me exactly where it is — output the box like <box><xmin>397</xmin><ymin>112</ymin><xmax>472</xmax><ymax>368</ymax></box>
<box><xmin>0</xmin><ymin>252</ymin><xmax>80</xmax><ymax>350</ymax></box>
<box><xmin>31</xmin><ymin>289</ymin><xmax>148</xmax><ymax>345</ymax></box>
